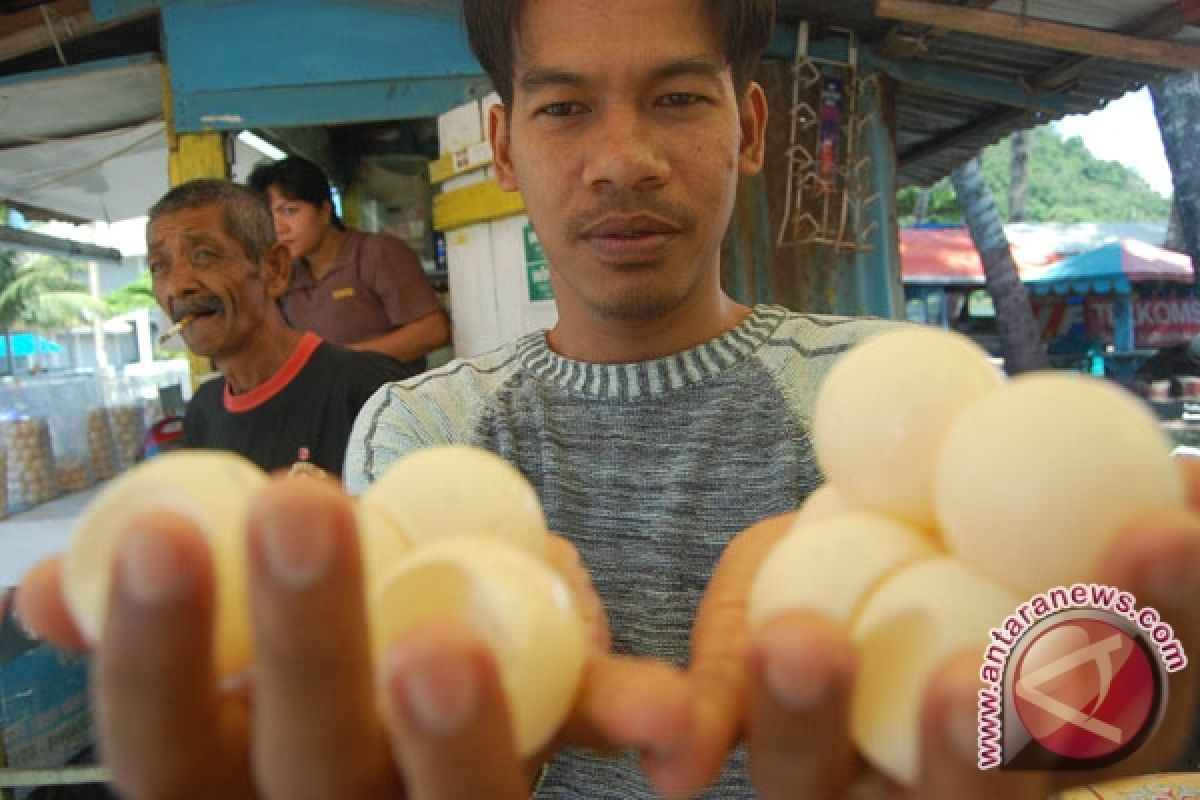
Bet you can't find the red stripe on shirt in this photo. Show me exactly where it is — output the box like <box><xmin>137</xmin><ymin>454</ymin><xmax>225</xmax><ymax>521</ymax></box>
<box><xmin>224</xmin><ymin>332</ymin><xmax>322</xmax><ymax>413</ymax></box>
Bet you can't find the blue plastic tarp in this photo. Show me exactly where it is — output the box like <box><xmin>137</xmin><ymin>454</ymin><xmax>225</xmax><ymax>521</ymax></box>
<box><xmin>0</xmin><ymin>333</ymin><xmax>63</xmax><ymax>357</ymax></box>
<box><xmin>1025</xmin><ymin>240</ymin><xmax>1194</xmax><ymax>296</ymax></box>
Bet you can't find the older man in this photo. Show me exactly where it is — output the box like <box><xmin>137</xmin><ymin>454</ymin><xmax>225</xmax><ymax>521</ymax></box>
<box><xmin>146</xmin><ymin>179</ymin><xmax>413</xmax><ymax>475</ymax></box>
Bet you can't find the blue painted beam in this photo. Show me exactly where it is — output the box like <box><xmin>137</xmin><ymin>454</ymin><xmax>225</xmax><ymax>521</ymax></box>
<box><xmin>159</xmin><ymin>0</ymin><xmax>487</xmax><ymax>131</ymax></box>
<box><xmin>867</xmin><ymin>54</ymin><xmax>1066</xmax><ymax>115</ymax></box>
<box><xmin>177</xmin><ymin>76</ymin><xmax>492</xmax><ymax>130</ymax></box>
<box><xmin>767</xmin><ymin>23</ymin><xmax>1066</xmax><ymax>115</ymax></box>
<box><xmin>89</xmin><ymin>0</ymin><xmax>167</xmax><ymax>26</ymax></box>
<box><xmin>162</xmin><ymin>1</ymin><xmax>480</xmax><ymax>92</ymax></box>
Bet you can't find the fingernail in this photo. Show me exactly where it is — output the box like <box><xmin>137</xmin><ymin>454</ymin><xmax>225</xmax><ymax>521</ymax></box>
<box><xmin>946</xmin><ymin>693</ymin><xmax>981</xmax><ymax>766</ymax></box>
<box><xmin>1142</xmin><ymin>549</ymin><xmax>1200</xmax><ymax>610</ymax></box>
<box><xmin>118</xmin><ymin>528</ymin><xmax>192</xmax><ymax>606</ymax></box>
<box><xmin>763</xmin><ymin>642</ymin><xmax>831</xmax><ymax>710</ymax></box>
<box><xmin>392</xmin><ymin>644</ymin><xmax>481</xmax><ymax>736</ymax></box>
<box><xmin>258</xmin><ymin>503</ymin><xmax>334</xmax><ymax>589</ymax></box>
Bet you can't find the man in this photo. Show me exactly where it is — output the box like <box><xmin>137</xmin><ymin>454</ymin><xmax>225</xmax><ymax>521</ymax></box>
<box><xmin>346</xmin><ymin>0</ymin><xmax>1200</xmax><ymax>797</ymax></box>
<box><xmin>147</xmin><ymin>179</ymin><xmax>414</xmax><ymax>475</ymax></box>
<box><xmin>12</xmin><ymin>3</ymin><xmax>1200</xmax><ymax>800</ymax></box>
<box><xmin>345</xmin><ymin>0</ymin><xmax>892</xmax><ymax>796</ymax></box>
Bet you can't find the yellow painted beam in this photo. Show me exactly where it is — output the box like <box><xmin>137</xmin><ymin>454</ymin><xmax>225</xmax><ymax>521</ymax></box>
<box><xmin>162</xmin><ymin>65</ymin><xmax>227</xmax><ymax>183</ymax></box>
<box><xmin>161</xmin><ymin>65</ymin><xmax>228</xmax><ymax>388</ymax></box>
<box><xmin>429</xmin><ymin>153</ymin><xmax>458</xmax><ymax>184</ymax></box>
<box><xmin>433</xmin><ymin>180</ymin><xmax>525</xmax><ymax>231</ymax></box>
<box><xmin>167</xmin><ymin>133</ymin><xmax>227</xmax><ymax>185</ymax></box>
<box><xmin>429</xmin><ymin>141</ymin><xmax>494</xmax><ymax>184</ymax></box>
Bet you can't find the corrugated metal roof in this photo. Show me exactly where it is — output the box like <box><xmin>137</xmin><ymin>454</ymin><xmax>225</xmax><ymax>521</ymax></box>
<box><xmin>0</xmin><ymin>0</ymin><xmax>1194</xmax><ymax>199</ymax></box>
<box><xmin>778</xmin><ymin>0</ymin><xmax>1200</xmax><ymax>187</ymax></box>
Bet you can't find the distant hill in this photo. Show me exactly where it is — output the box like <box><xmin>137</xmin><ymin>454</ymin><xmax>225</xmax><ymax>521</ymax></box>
<box><xmin>897</xmin><ymin>125</ymin><xmax>1171</xmax><ymax>225</ymax></box>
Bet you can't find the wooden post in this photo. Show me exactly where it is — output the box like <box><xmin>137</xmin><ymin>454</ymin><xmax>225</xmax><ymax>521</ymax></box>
<box><xmin>161</xmin><ymin>65</ymin><xmax>227</xmax><ymax>389</ymax></box>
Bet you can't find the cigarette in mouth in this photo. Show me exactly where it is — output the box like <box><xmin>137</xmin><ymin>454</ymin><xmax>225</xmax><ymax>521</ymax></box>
<box><xmin>158</xmin><ymin>314</ymin><xmax>195</xmax><ymax>345</ymax></box>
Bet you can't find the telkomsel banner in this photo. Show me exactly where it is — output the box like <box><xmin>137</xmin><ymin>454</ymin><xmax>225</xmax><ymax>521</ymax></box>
<box><xmin>1087</xmin><ymin>297</ymin><xmax>1200</xmax><ymax>347</ymax></box>
<box><xmin>1032</xmin><ymin>296</ymin><xmax>1200</xmax><ymax>348</ymax></box>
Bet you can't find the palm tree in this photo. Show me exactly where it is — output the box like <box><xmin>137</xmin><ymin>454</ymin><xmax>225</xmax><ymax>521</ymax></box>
<box><xmin>1008</xmin><ymin>131</ymin><xmax>1031</xmax><ymax>224</ymax></box>
<box><xmin>951</xmin><ymin>156</ymin><xmax>1049</xmax><ymax>375</ymax></box>
<box><xmin>0</xmin><ymin>251</ymin><xmax>101</xmax><ymax>375</ymax></box>
<box><xmin>103</xmin><ymin>270</ymin><xmax>156</xmax><ymax>316</ymax></box>
<box><xmin>912</xmin><ymin>187</ymin><xmax>932</xmax><ymax>225</ymax></box>
<box><xmin>1151</xmin><ymin>72</ymin><xmax>1199</xmax><ymax>289</ymax></box>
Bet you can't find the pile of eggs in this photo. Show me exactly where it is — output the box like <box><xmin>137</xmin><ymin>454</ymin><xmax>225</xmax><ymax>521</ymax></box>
<box><xmin>748</xmin><ymin>326</ymin><xmax>1185</xmax><ymax>785</ymax></box>
<box><xmin>61</xmin><ymin>445</ymin><xmax>588</xmax><ymax>758</ymax></box>
<box><xmin>57</xmin><ymin>325</ymin><xmax>1187</xmax><ymax>782</ymax></box>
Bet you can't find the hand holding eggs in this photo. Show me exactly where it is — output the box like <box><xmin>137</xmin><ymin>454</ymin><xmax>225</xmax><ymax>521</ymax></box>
<box><xmin>62</xmin><ymin>445</ymin><xmax>587</xmax><ymax>758</ymax></box>
<box><xmin>751</xmin><ymin>326</ymin><xmax>1184</xmax><ymax>785</ymax></box>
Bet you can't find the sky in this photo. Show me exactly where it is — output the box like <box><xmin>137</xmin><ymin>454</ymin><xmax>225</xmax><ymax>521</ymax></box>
<box><xmin>1053</xmin><ymin>87</ymin><xmax>1174</xmax><ymax>199</ymax></box>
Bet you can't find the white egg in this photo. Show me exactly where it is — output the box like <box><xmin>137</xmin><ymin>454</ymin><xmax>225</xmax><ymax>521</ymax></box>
<box><xmin>360</xmin><ymin>445</ymin><xmax>547</xmax><ymax>558</ymax></box>
<box><xmin>747</xmin><ymin>510</ymin><xmax>939</xmax><ymax>629</ymax></box>
<box><xmin>354</xmin><ymin>502</ymin><xmax>414</xmax><ymax>599</ymax></box>
<box><xmin>369</xmin><ymin>537</ymin><xmax>587</xmax><ymax>757</ymax></box>
<box><xmin>62</xmin><ymin>450</ymin><xmax>266</xmax><ymax>678</ymax></box>
<box><xmin>936</xmin><ymin>371</ymin><xmax>1185</xmax><ymax>596</ymax></box>
<box><xmin>813</xmin><ymin>327</ymin><xmax>1003</xmax><ymax>529</ymax></box>
<box><xmin>793</xmin><ymin>483</ymin><xmax>852</xmax><ymax>524</ymax></box>
<box><xmin>850</xmin><ymin>557</ymin><xmax>1018</xmax><ymax>786</ymax></box>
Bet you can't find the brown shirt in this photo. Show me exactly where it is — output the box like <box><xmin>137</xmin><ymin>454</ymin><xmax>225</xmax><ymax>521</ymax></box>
<box><xmin>280</xmin><ymin>230</ymin><xmax>440</xmax><ymax>364</ymax></box>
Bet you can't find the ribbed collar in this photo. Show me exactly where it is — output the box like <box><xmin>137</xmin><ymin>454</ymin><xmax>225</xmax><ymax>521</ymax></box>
<box><xmin>515</xmin><ymin>304</ymin><xmax>787</xmax><ymax>401</ymax></box>
<box><xmin>224</xmin><ymin>332</ymin><xmax>321</xmax><ymax>412</ymax></box>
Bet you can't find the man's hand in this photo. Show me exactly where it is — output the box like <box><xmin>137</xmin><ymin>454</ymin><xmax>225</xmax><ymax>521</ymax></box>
<box><xmin>16</xmin><ymin>477</ymin><xmax>529</xmax><ymax>800</ymax></box>
<box><xmin>650</xmin><ymin>459</ymin><xmax>1200</xmax><ymax>800</ymax></box>
<box><xmin>15</xmin><ymin>475</ymin><xmax>700</xmax><ymax>800</ymax></box>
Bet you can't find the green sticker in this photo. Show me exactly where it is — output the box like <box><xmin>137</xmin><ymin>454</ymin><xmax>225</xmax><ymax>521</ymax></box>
<box><xmin>524</xmin><ymin>224</ymin><xmax>555</xmax><ymax>302</ymax></box>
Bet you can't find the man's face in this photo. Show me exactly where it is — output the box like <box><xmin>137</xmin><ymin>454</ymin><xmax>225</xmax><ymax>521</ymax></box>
<box><xmin>490</xmin><ymin>0</ymin><xmax>766</xmax><ymax>325</ymax></box>
<box><xmin>265</xmin><ymin>186</ymin><xmax>328</xmax><ymax>261</ymax></box>
<box><xmin>146</xmin><ymin>204</ymin><xmax>283</xmax><ymax>360</ymax></box>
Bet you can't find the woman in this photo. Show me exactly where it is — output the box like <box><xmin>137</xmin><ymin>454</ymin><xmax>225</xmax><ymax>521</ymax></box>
<box><xmin>248</xmin><ymin>156</ymin><xmax>450</xmax><ymax>373</ymax></box>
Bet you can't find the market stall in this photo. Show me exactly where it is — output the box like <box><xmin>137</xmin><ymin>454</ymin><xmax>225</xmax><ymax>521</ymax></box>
<box><xmin>899</xmin><ymin>226</ymin><xmax>1058</xmax><ymax>349</ymax></box>
<box><xmin>1025</xmin><ymin>239</ymin><xmax>1196</xmax><ymax>355</ymax></box>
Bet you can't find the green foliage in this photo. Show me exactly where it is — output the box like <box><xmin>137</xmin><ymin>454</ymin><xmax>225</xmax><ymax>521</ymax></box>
<box><xmin>0</xmin><ymin>252</ymin><xmax>101</xmax><ymax>330</ymax></box>
<box><xmin>104</xmin><ymin>270</ymin><xmax>157</xmax><ymax>316</ymax></box>
<box><xmin>897</xmin><ymin>182</ymin><xmax>962</xmax><ymax>223</ymax></box>
<box><xmin>897</xmin><ymin>125</ymin><xmax>1171</xmax><ymax>225</ymax></box>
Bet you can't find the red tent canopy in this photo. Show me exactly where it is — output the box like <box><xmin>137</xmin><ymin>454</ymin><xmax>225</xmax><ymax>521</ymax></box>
<box><xmin>900</xmin><ymin>227</ymin><xmax>1059</xmax><ymax>285</ymax></box>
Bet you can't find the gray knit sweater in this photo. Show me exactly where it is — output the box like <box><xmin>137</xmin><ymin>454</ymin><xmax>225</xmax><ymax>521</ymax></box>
<box><xmin>345</xmin><ymin>305</ymin><xmax>896</xmax><ymax>798</ymax></box>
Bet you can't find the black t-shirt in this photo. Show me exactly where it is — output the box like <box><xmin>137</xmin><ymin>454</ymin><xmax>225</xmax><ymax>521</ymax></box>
<box><xmin>182</xmin><ymin>334</ymin><xmax>415</xmax><ymax>476</ymax></box>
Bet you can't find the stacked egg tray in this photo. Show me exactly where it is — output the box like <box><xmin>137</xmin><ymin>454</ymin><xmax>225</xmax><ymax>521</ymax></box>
<box><xmin>56</xmin><ymin>455</ymin><xmax>93</xmax><ymax>493</ymax></box>
<box><xmin>108</xmin><ymin>405</ymin><xmax>145</xmax><ymax>471</ymax></box>
<box><xmin>3</xmin><ymin>417</ymin><xmax>60</xmax><ymax>514</ymax></box>
<box><xmin>87</xmin><ymin>408</ymin><xmax>119</xmax><ymax>482</ymax></box>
